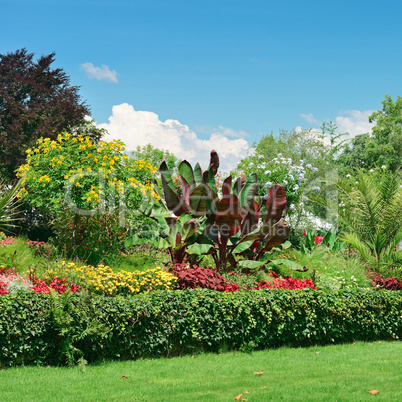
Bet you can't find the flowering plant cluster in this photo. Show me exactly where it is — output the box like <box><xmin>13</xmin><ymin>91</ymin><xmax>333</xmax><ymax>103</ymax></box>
<box><xmin>170</xmin><ymin>264</ymin><xmax>316</xmax><ymax>292</ymax></box>
<box><xmin>30</xmin><ymin>276</ymin><xmax>81</xmax><ymax>294</ymax></box>
<box><xmin>0</xmin><ymin>236</ymin><xmax>14</xmax><ymax>247</ymax></box>
<box><xmin>235</xmin><ymin>153</ymin><xmax>317</xmax><ymax>214</ymax></box>
<box><xmin>0</xmin><ymin>266</ymin><xmax>80</xmax><ymax>295</ymax></box>
<box><xmin>371</xmin><ymin>273</ymin><xmax>402</xmax><ymax>291</ymax></box>
<box><xmin>43</xmin><ymin>262</ymin><xmax>177</xmax><ymax>296</ymax></box>
<box><xmin>16</xmin><ymin>133</ymin><xmax>159</xmax><ymax>213</ymax></box>
<box><xmin>28</xmin><ymin>240</ymin><xmax>56</xmax><ymax>258</ymax></box>
<box><xmin>254</xmin><ymin>274</ymin><xmax>316</xmax><ymax>290</ymax></box>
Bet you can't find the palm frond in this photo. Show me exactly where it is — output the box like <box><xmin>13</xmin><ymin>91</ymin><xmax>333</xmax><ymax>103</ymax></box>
<box><xmin>0</xmin><ymin>178</ymin><xmax>23</xmax><ymax>233</ymax></box>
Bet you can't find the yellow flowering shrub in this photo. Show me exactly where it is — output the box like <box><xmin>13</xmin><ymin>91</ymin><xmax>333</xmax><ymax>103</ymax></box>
<box><xmin>16</xmin><ymin>133</ymin><xmax>159</xmax><ymax>213</ymax></box>
<box><xmin>16</xmin><ymin>133</ymin><xmax>160</xmax><ymax>264</ymax></box>
<box><xmin>43</xmin><ymin>262</ymin><xmax>177</xmax><ymax>296</ymax></box>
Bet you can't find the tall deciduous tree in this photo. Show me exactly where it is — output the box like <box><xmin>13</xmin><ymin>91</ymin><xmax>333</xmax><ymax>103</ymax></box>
<box><xmin>337</xmin><ymin>95</ymin><xmax>402</xmax><ymax>173</ymax></box>
<box><xmin>0</xmin><ymin>48</ymin><xmax>91</xmax><ymax>181</ymax></box>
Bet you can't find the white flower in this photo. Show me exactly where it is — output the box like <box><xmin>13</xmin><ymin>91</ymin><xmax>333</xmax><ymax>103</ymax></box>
<box><xmin>306</xmin><ymin>163</ymin><xmax>312</xmax><ymax>170</ymax></box>
<box><xmin>283</xmin><ymin>180</ymin><xmax>288</xmax><ymax>186</ymax></box>
<box><xmin>355</xmin><ymin>181</ymin><xmax>359</xmax><ymax>185</ymax></box>
<box><xmin>265</xmin><ymin>181</ymin><xmax>272</xmax><ymax>187</ymax></box>
<box><xmin>369</xmin><ymin>169</ymin><xmax>374</xmax><ymax>173</ymax></box>
<box><xmin>346</xmin><ymin>174</ymin><xmax>351</xmax><ymax>178</ymax></box>
<box><xmin>290</xmin><ymin>203</ymin><xmax>296</xmax><ymax>210</ymax></box>
<box><xmin>294</xmin><ymin>184</ymin><xmax>299</xmax><ymax>191</ymax></box>
<box><xmin>313</xmin><ymin>167</ymin><xmax>319</xmax><ymax>172</ymax></box>
<box><xmin>264</xmin><ymin>170</ymin><xmax>271</xmax><ymax>175</ymax></box>
<box><xmin>275</xmin><ymin>160</ymin><xmax>280</xmax><ymax>164</ymax></box>
<box><xmin>299</xmin><ymin>202</ymin><xmax>304</xmax><ymax>207</ymax></box>
<box><xmin>302</xmin><ymin>195</ymin><xmax>309</xmax><ymax>201</ymax></box>
<box><xmin>381</xmin><ymin>165</ymin><xmax>386</xmax><ymax>170</ymax></box>
<box><xmin>278</xmin><ymin>153</ymin><xmax>282</xmax><ymax>157</ymax></box>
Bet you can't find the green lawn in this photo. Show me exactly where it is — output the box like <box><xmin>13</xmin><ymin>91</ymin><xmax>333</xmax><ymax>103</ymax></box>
<box><xmin>1</xmin><ymin>341</ymin><xmax>401</xmax><ymax>401</ymax></box>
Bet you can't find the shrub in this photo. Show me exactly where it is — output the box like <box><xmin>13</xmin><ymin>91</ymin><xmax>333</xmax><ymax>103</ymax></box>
<box><xmin>16</xmin><ymin>133</ymin><xmax>159</xmax><ymax>264</ymax></box>
<box><xmin>0</xmin><ymin>289</ymin><xmax>401</xmax><ymax>366</ymax></box>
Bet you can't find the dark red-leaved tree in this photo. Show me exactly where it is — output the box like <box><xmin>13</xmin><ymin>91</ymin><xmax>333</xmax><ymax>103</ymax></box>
<box><xmin>0</xmin><ymin>48</ymin><xmax>93</xmax><ymax>181</ymax></box>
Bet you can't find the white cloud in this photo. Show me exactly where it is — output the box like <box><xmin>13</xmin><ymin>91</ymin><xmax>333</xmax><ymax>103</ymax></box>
<box><xmin>80</xmin><ymin>62</ymin><xmax>118</xmax><ymax>83</ymax></box>
<box><xmin>301</xmin><ymin>113</ymin><xmax>320</xmax><ymax>125</ymax></box>
<box><xmin>97</xmin><ymin>103</ymin><xmax>249</xmax><ymax>173</ymax></box>
<box><xmin>335</xmin><ymin>110</ymin><xmax>375</xmax><ymax>137</ymax></box>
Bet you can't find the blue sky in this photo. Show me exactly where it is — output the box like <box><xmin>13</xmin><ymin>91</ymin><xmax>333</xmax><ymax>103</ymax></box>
<box><xmin>1</xmin><ymin>0</ymin><xmax>402</xmax><ymax>171</ymax></box>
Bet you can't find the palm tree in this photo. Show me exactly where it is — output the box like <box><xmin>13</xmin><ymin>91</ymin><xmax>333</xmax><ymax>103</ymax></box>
<box><xmin>0</xmin><ymin>178</ymin><xmax>23</xmax><ymax>233</ymax></box>
<box><xmin>330</xmin><ymin>171</ymin><xmax>402</xmax><ymax>274</ymax></box>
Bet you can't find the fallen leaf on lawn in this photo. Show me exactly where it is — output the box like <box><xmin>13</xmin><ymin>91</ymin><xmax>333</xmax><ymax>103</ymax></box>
<box><xmin>234</xmin><ymin>394</ymin><xmax>243</xmax><ymax>400</ymax></box>
<box><xmin>121</xmin><ymin>375</ymin><xmax>128</xmax><ymax>379</ymax></box>
<box><xmin>254</xmin><ymin>370</ymin><xmax>264</xmax><ymax>375</ymax></box>
<box><xmin>242</xmin><ymin>399</ymin><xmax>248</xmax><ymax>401</ymax></box>
<box><xmin>260</xmin><ymin>386</ymin><xmax>267</xmax><ymax>389</ymax></box>
<box><xmin>316</xmin><ymin>351</ymin><xmax>321</xmax><ymax>354</ymax></box>
<box><xmin>191</xmin><ymin>355</ymin><xmax>194</xmax><ymax>358</ymax></box>
<box><xmin>368</xmin><ymin>390</ymin><xmax>379</xmax><ymax>394</ymax></box>
<box><xmin>244</xmin><ymin>390</ymin><xmax>249</xmax><ymax>394</ymax></box>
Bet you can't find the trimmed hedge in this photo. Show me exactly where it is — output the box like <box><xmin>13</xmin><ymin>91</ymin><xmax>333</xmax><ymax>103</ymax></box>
<box><xmin>0</xmin><ymin>289</ymin><xmax>401</xmax><ymax>366</ymax></box>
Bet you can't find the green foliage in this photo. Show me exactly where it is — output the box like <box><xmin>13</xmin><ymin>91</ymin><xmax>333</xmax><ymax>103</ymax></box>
<box><xmin>131</xmin><ymin>151</ymin><xmax>290</xmax><ymax>271</ymax></box>
<box><xmin>1</xmin><ymin>289</ymin><xmax>401</xmax><ymax>366</ymax></box>
<box><xmin>131</xmin><ymin>143</ymin><xmax>179</xmax><ymax>173</ymax></box>
<box><xmin>300</xmin><ymin>227</ymin><xmax>345</xmax><ymax>254</ymax></box>
<box><xmin>0</xmin><ymin>179</ymin><xmax>22</xmax><ymax>233</ymax></box>
<box><xmin>52</xmin><ymin>210</ymin><xmax>128</xmax><ymax>266</ymax></box>
<box><xmin>337</xmin><ymin>95</ymin><xmax>402</xmax><ymax>173</ymax></box>
<box><xmin>313</xmin><ymin>170</ymin><xmax>402</xmax><ymax>274</ymax></box>
<box><xmin>17</xmin><ymin>133</ymin><xmax>158</xmax><ymax>263</ymax></box>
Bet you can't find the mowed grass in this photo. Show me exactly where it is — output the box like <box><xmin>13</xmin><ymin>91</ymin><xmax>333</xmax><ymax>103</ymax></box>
<box><xmin>1</xmin><ymin>341</ymin><xmax>401</xmax><ymax>401</ymax></box>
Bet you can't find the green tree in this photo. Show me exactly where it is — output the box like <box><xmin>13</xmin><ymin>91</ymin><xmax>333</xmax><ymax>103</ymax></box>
<box><xmin>369</xmin><ymin>95</ymin><xmax>402</xmax><ymax>172</ymax></box>
<box><xmin>337</xmin><ymin>95</ymin><xmax>402</xmax><ymax>173</ymax></box>
<box><xmin>131</xmin><ymin>144</ymin><xmax>179</xmax><ymax>173</ymax></box>
<box><xmin>0</xmin><ymin>48</ymin><xmax>93</xmax><ymax>182</ymax></box>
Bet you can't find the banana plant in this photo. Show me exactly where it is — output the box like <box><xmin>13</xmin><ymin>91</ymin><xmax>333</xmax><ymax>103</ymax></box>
<box><xmin>125</xmin><ymin>151</ymin><xmax>220</xmax><ymax>263</ymax></box>
<box><xmin>188</xmin><ymin>177</ymin><xmax>290</xmax><ymax>272</ymax></box>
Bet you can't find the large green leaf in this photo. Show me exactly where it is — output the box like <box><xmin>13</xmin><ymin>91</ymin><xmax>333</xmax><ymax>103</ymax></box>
<box><xmin>189</xmin><ymin>184</ymin><xmax>209</xmax><ymax>216</ymax></box>
<box><xmin>187</xmin><ymin>239</ymin><xmax>215</xmax><ymax>255</ymax></box>
<box><xmin>238</xmin><ymin>172</ymin><xmax>257</xmax><ymax>208</ymax></box>
<box><xmin>193</xmin><ymin>163</ymin><xmax>203</xmax><ymax>187</ymax></box>
<box><xmin>159</xmin><ymin>160</ymin><xmax>176</xmax><ymax>192</ymax></box>
<box><xmin>232</xmin><ymin>240</ymin><xmax>255</xmax><ymax>254</ymax></box>
<box><xmin>267</xmin><ymin>258</ymin><xmax>306</xmax><ymax>271</ymax></box>
<box><xmin>238</xmin><ymin>260</ymin><xmax>265</xmax><ymax>269</ymax></box>
<box><xmin>161</xmin><ymin>174</ymin><xmax>188</xmax><ymax>216</ymax></box>
<box><xmin>178</xmin><ymin>160</ymin><xmax>195</xmax><ymax>188</ymax></box>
